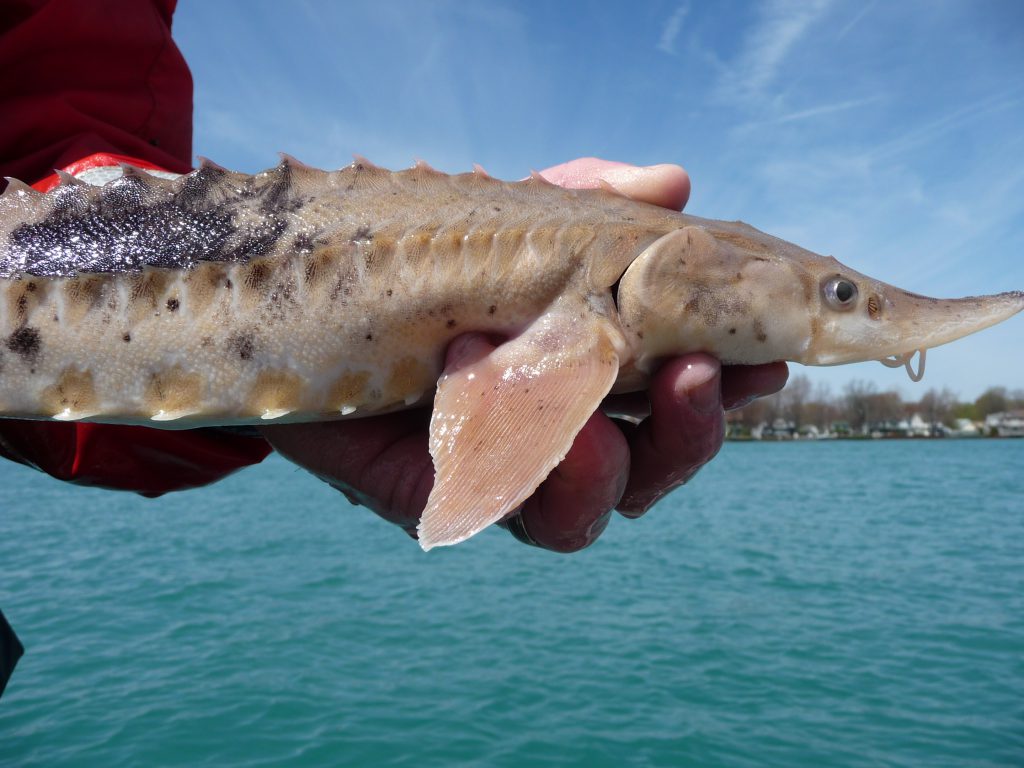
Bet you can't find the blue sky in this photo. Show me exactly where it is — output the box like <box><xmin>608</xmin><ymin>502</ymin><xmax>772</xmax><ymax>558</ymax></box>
<box><xmin>173</xmin><ymin>1</ymin><xmax>1024</xmax><ymax>401</ymax></box>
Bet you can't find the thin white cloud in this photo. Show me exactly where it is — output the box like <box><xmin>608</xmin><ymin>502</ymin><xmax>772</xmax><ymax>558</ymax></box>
<box><xmin>836</xmin><ymin>0</ymin><xmax>878</xmax><ymax>40</ymax></box>
<box><xmin>864</xmin><ymin>90</ymin><xmax>1024</xmax><ymax>164</ymax></box>
<box><xmin>773</xmin><ymin>96</ymin><xmax>881</xmax><ymax>124</ymax></box>
<box><xmin>733</xmin><ymin>95</ymin><xmax>882</xmax><ymax>133</ymax></box>
<box><xmin>656</xmin><ymin>4</ymin><xmax>689</xmax><ymax>55</ymax></box>
<box><xmin>717</xmin><ymin>0</ymin><xmax>833</xmax><ymax>105</ymax></box>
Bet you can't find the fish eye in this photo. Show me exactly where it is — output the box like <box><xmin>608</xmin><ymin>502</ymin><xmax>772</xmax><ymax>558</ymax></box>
<box><xmin>823</xmin><ymin>277</ymin><xmax>858</xmax><ymax>310</ymax></box>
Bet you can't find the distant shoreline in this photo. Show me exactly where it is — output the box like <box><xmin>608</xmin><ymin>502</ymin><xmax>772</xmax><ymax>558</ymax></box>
<box><xmin>726</xmin><ymin>435</ymin><xmax>1023</xmax><ymax>442</ymax></box>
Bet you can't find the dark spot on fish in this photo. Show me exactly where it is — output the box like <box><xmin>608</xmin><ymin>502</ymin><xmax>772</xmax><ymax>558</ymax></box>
<box><xmin>200</xmin><ymin>336</ymin><xmax>213</xmax><ymax>348</ymax></box>
<box><xmin>7</xmin><ymin>326</ymin><xmax>41</xmax><ymax>361</ymax></box>
<box><xmin>166</xmin><ymin>298</ymin><xmax>179</xmax><ymax>312</ymax></box>
<box><xmin>277</xmin><ymin>277</ymin><xmax>294</xmax><ymax>304</ymax></box>
<box><xmin>488</xmin><ymin>305</ymin><xmax>497</xmax><ymax>315</ymax></box>
<box><xmin>352</xmin><ymin>225</ymin><xmax>373</xmax><ymax>243</ymax></box>
<box><xmin>330</xmin><ymin>272</ymin><xmax>354</xmax><ymax>302</ymax></box>
<box><xmin>16</xmin><ymin>295</ymin><xmax>27</xmax><ymax>316</ymax></box>
<box><xmin>122</xmin><ymin>333</ymin><xmax>131</xmax><ymax>343</ymax></box>
<box><xmin>729</xmin><ymin>328</ymin><xmax>737</xmax><ymax>335</ymax></box>
<box><xmin>753</xmin><ymin>256</ymin><xmax>769</xmax><ymax>262</ymax></box>
<box><xmin>446</xmin><ymin>319</ymin><xmax>457</xmax><ymax>328</ymax></box>
<box><xmin>754</xmin><ymin>320</ymin><xmax>768</xmax><ymax>343</ymax></box>
<box><xmin>6</xmin><ymin>196</ymin><xmax>236</xmax><ymax>278</ymax></box>
<box><xmin>386</xmin><ymin>289</ymin><xmax>393</xmax><ymax>297</ymax></box>
<box><xmin>293</xmin><ymin>233</ymin><xmax>315</xmax><ymax>254</ymax></box>
<box><xmin>365</xmin><ymin>333</ymin><xmax>373</xmax><ymax>341</ymax></box>
<box><xmin>25</xmin><ymin>282</ymin><xmax>36</xmax><ymax>293</ymax></box>
<box><xmin>228</xmin><ymin>332</ymin><xmax>255</xmax><ymax>361</ymax></box>
<box><xmin>224</xmin><ymin>279</ymin><xmax>233</xmax><ymax>290</ymax></box>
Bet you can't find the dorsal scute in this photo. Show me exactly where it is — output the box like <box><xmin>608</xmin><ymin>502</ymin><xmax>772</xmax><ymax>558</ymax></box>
<box><xmin>1</xmin><ymin>177</ymin><xmax>40</xmax><ymax>200</ymax></box>
<box><xmin>0</xmin><ymin>156</ymin><xmax>680</xmax><ymax>282</ymax></box>
<box><xmin>55</xmin><ymin>169</ymin><xmax>86</xmax><ymax>187</ymax></box>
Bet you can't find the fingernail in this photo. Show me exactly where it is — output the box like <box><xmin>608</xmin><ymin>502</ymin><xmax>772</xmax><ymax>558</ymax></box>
<box><xmin>504</xmin><ymin>513</ymin><xmax>542</xmax><ymax>548</ymax></box>
<box><xmin>583</xmin><ymin>510</ymin><xmax>612</xmax><ymax>545</ymax></box>
<box><xmin>598</xmin><ymin>165</ymin><xmax>655</xmax><ymax>195</ymax></box>
<box><xmin>725</xmin><ymin>394</ymin><xmax>755</xmax><ymax>412</ymax></box>
<box><xmin>679</xmin><ymin>361</ymin><xmax>720</xmax><ymax>415</ymax></box>
<box><xmin>617</xmin><ymin>485</ymin><xmax>668</xmax><ymax>517</ymax></box>
<box><xmin>327</xmin><ymin>480</ymin><xmax>363</xmax><ymax>507</ymax></box>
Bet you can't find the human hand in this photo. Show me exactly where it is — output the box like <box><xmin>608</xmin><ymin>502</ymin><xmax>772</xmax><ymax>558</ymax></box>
<box><xmin>262</xmin><ymin>158</ymin><xmax>788</xmax><ymax>552</ymax></box>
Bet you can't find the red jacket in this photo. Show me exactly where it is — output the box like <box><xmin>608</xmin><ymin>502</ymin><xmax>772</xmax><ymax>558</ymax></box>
<box><xmin>0</xmin><ymin>0</ymin><xmax>271</xmax><ymax>494</ymax></box>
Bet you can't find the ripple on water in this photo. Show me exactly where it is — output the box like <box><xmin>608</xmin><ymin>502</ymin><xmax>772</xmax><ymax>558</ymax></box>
<box><xmin>1</xmin><ymin>441</ymin><xmax>1023</xmax><ymax>767</ymax></box>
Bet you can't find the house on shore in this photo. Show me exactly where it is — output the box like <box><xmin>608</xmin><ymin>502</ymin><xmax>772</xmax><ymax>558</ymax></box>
<box><xmin>984</xmin><ymin>411</ymin><xmax>1024</xmax><ymax>437</ymax></box>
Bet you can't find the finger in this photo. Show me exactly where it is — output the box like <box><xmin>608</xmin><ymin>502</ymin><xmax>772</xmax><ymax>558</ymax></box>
<box><xmin>617</xmin><ymin>354</ymin><xmax>724</xmax><ymax>517</ymax></box>
<box><xmin>505</xmin><ymin>410</ymin><xmax>629</xmax><ymax>553</ymax></box>
<box><xmin>260</xmin><ymin>412</ymin><xmax>433</xmax><ymax>535</ymax></box>
<box><xmin>601</xmin><ymin>391</ymin><xmax>651</xmax><ymax>423</ymax></box>
<box><xmin>721</xmin><ymin>361</ymin><xmax>789</xmax><ymax>410</ymax></box>
<box><xmin>539</xmin><ymin>158</ymin><xmax>691</xmax><ymax>211</ymax></box>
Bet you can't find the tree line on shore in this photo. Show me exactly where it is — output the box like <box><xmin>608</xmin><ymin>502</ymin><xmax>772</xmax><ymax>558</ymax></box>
<box><xmin>727</xmin><ymin>375</ymin><xmax>1024</xmax><ymax>434</ymax></box>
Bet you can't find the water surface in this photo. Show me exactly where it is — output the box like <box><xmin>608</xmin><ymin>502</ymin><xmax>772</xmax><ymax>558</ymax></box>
<box><xmin>1</xmin><ymin>440</ymin><xmax>1022</xmax><ymax>766</ymax></box>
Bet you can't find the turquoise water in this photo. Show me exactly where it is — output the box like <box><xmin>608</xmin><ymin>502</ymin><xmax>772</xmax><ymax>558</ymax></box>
<box><xmin>1</xmin><ymin>440</ymin><xmax>1022</xmax><ymax>767</ymax></box>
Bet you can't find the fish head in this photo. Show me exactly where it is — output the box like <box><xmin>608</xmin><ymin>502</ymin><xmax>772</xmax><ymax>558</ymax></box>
<box><xmin>799</xmin><ymin>259</ymin><xmax>1024</xmax><ymax>372</ymax></box>
<box><xmin>617</xmin><ymin>223</ymin><xmax>1024</xmax><ymax>379</ymax></box>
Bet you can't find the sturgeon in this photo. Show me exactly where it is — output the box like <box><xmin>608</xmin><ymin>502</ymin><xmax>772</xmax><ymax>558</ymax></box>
<box><xmin>0</xmin><ymin>158</ymin><xmax>1021</xmax><ymax>549</ymax></box>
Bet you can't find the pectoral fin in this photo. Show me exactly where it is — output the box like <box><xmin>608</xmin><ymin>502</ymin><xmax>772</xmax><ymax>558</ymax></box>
<box><xmin>418</xmin><ymin>299</ymin><xmax>621</xmax><ymax>550</ymax></box>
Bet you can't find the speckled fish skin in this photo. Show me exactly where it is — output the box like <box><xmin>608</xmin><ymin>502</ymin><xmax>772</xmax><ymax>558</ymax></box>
<box><xmin>0</xmin><ymin>159</ymin><xmax>670</xmax><ymax>424</ymax></box>
<box><xmin>1</xmin><ymin>158</ymin><xmax>1021</xmax><ymax>548</ymax></box>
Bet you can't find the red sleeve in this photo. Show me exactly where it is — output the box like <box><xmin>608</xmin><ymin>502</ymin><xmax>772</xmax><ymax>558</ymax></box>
<box><xmin>0</xmin><ymin>0</ymin><xmax>272</xmax><ymax>494</ymax></box>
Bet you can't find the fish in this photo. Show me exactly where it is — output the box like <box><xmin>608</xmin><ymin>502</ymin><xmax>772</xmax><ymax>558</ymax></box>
<box><xmin>0</xmin><ymin>157</ymin><xmax>1021</xmax><ymax>549</ymax></box>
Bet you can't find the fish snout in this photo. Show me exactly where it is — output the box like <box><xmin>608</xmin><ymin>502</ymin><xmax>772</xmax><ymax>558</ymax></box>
<box><xmin>804</xmin><ymin>280</ymin><xmax>1024</xmax><ymax>376</ymax></box>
